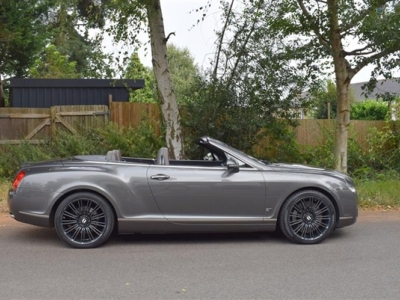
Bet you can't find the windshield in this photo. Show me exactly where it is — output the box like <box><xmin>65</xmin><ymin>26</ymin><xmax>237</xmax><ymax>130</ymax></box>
<box><xmin>210</xmin><ymin>138</ymin><xmax>270</xmax><ymax>166</ymax></box>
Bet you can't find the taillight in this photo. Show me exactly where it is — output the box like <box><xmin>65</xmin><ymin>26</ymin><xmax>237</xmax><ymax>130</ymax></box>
<box><xmin>12</xmin><ymin>171</ymin><xmax>25</xmax><ymax>190</ymax></box>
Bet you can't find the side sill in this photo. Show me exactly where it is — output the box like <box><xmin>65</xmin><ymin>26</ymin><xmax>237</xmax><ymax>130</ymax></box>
<box><xmin>118</xmin><ymin>218</ymin><xmax>276</xmax><ymax>234</ymax></box>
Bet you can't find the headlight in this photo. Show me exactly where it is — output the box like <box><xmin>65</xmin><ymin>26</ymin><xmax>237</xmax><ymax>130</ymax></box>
<box><xmin>345</xmin><ymin>176</ymin><xmax>356</xmax><ymax>193</ymax></box>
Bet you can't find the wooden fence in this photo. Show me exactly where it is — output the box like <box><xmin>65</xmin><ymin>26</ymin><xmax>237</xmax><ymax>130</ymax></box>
<box><xmin>0</xmin><ymin>102</ymin><xmax>390</xmax><ymax>150</ymax></box>
<box><xmin>109</xmin><ymin>101</ymin><xmax>161</xmax><ymax>135</ymax></box>
<box><xmin>294</xmin><ymin>119</ymin><xmax>387</xmax><ymax>148</ymax></box>
<box><xmin>0</xmin><ymin>102</ymin><xmax>161</xmax><ymax>144</ymax></box>
<box><xmin>0</xmin><ymin>105</ymin><xmax>109</xmax><ymax>144</ymax></box>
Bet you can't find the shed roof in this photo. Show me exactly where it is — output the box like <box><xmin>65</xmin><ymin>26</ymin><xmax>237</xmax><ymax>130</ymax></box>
<box><xmin>10</xmin><ymin>79</ymin><xmax>145</xmax><ymax>108</ymax></box>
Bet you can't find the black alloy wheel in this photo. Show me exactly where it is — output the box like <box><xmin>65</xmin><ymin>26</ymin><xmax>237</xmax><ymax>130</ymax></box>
<box><xmin>279</xmin><ymin>190</ymin><xmax>336</xmax><ymax>244</ymax></box>
<box><xmin>55</xmin><ymin>192</ymin><xmax>114</xmax><ymax>248</ymax></box>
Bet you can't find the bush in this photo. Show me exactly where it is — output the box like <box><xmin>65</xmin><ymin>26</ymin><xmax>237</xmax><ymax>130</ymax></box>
<box><xmin>0</xmin><ymin>121</ymin><xmax>163</xmax><ymax>179</ymax></box>
<box><xmin>351</xmin><ymin>100</ymin><xmax>389</xmax><ymax>120</ymax></box>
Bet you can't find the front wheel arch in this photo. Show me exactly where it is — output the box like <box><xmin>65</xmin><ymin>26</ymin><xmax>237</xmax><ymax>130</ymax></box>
<box><xmin>277</xmin><ymin>187</ymin><xmax>340</xmax><ymax>227</ymax></box>
<box><xmin>278</xmin><ymin>189</ymin><xmax>338</xmax><ymax>244</ymax></box>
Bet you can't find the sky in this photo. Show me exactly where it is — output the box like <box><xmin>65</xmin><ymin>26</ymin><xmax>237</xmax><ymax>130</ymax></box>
<box><xmin>107</xmin><ymin>0</ymin><xmax>398</xmax><ymax>84</ymax></box>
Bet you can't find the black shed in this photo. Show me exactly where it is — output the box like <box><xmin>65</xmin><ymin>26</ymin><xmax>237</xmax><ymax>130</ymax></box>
<box><xmin>10</xmin><ymin>79</ymin><xmax>145</xmax><ymax>108</ymax></box>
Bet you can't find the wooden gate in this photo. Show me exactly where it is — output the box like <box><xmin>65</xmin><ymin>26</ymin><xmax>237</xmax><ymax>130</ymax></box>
<box><xmin>0</xmin><ymin>105</ymin><xmax>109</xmax><ymax>144</ymax></box>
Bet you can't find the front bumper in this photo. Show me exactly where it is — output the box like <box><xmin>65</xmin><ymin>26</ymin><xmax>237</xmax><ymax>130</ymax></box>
<box><xmin>335</xmin><ymin>189</ymin><xmax>358</xmax><ymax>228</ymax></box>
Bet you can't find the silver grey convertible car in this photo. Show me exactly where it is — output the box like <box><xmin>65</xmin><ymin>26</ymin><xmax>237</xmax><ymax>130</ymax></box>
<box><xmin>8</xmin><ymin>137</ymin><xmax>358</xmax><ymax>248</ymax></box>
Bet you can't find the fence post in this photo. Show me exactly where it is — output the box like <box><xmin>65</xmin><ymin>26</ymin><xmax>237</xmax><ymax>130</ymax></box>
<box><xmin>50</xmin><ymin>106</ymin><xmax>57</xmax><ymax>139</ymax></box>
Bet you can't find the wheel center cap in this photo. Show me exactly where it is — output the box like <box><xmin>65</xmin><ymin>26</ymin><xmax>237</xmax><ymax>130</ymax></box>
<box><xmin>79</xmin><ymin>215</ymin><xmax>91</xmax><ymax>227</ymax></box>
<box><xmin>303</xmin><ymin>212</ymin><xmax>314</xmax><ymax>223</ymax></box>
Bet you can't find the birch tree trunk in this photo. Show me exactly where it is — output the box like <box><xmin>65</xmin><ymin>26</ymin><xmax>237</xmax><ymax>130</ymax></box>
<box><xmin>328</xmin><ymin>0</ymin><xmax>352</xmax><ymax>173</ymax></box>
<box><xmin>145</xmin><ymin>0</ymin><xmax>184</xmax><ymax>159</ymax></box>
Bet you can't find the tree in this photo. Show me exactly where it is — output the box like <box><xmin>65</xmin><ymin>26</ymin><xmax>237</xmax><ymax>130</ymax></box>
<box><xmin>29</xmin><ymin>44</ymin><xmax>81</xmax><ymax>78</ymax></box>
<box><xmin>265</xmin><ymin>0</ymin><xmax>400</xmax><ymax>172</ymax></box>
<box><xmin>311</xmin><ymin>80</ymin><xmax>338</xmax><ymax>119</ymax></box>
<box><xmin>0</xmin><ymin>0</ymin><xmax>50</xmax><ymax>106</ymax></box>
<box><xmin>105</xmin><ymin>0</ymin><xmax>184</xmax><ymax>159</ymax></box>
<box><xmin>49</xmin><ymin>0</ymin><xmax>114</xmax><ymax>78</ymax></box>
<box><xmin>200</xmin><ymin>1</ymin><xmax>311</xmax><ymax>144</ymax></box>
<box><xmin>167</xmin><ymin>44</ymin><xmax>199</xmax><ymax>104</ymax></box>
<box><xmin>183</xmin><ymin>0</ymin><xmax>312</xmax><ymax>160</ymax></box>
<box><xmin>124</xmin><ymin>53</ymin><xmax>156</xmax><ymax>103</ymax></box>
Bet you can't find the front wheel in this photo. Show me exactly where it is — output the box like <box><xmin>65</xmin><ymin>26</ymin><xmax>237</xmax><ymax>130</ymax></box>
<box><xmin>55</xmin><ymin>192</ymin><xmax>115</xmax><ymax>248</ymax></box>
<box><xmin>279</xmin><ymin>190</ymin><xmax>336</xmax><ymax>244</ymax></box>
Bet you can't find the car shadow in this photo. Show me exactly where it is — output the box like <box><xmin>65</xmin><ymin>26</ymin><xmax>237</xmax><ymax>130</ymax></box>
<box><xmin>107</xmin><ymin>231</ymin><xmax>290</xmax><ymax>247</ymax></box>
<box><xmin>4</xmin><ymin>225</ymin><xmax>352</xmax><ymax>248</ymax></box>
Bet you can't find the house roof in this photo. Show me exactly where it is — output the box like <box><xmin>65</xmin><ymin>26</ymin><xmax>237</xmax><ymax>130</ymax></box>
<box><xmin>350</xmin><ymin>78</ymin><xmax>400</xmax><ymax>102</ymax></box>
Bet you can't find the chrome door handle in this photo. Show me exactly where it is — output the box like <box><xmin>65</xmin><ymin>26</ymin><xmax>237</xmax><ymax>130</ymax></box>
<box><xmin>150</xmin><ymin>174</ymin><xmax>170</xmax><ymax>180</ymax></box>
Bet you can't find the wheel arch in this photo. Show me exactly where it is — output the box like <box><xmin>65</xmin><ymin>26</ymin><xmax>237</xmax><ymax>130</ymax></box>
<box><xmin>276</xmin><ymin>187</ymin><xmax>340</xmax><ymax>226</ymax></box>
<box><xmin>49</xmin><ymin>189</ymin><xmax>119</xmax><ymax>231</ymax></box>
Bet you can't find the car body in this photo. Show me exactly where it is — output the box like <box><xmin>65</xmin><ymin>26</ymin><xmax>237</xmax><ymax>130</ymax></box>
<box><xmin>8</xmin><ymin>136</ymin><xmax>358</xmax><ymax>248</ymax></box>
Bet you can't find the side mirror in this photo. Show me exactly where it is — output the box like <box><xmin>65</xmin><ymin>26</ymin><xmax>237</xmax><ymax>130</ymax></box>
<box><xmin>226</xmin><ymin>158</ymin><xmax>239</xmax><ymax>173</ymax></box>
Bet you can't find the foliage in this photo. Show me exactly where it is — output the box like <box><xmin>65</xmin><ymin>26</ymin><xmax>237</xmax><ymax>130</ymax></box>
<box><xmin>182</xmin><ymin>0</ymin><xmax>316</xmax><ymax>158</ymax></box>
<box><xmin>0</xmin><ymin>0</ymin><xmax>115</xmax><ymax>82</ymax></box>
<box><xmin>350</xmin><ymin>100</ymin><xmax>389</xmax><ymax>121</ymax></box>
<box><xmin>310</xmin><ymin>80</ymin><xmax>358</xmax><ymax>119</ymax></box>
<box><xmin>124</xmin><ymin>53</ymin><xmax>157</xmax><ymax>103</ymax></box>
<box><xmin>0</xmin><ymin>121</ymin><xmax>163</xmax><ymax>179</ymax></box>
<box><xmin>310</xmin><ymin>80</ymin><xmax>338</xmax><ymax>119</ymax></box>
<box><xmin>0</xmin><ymin>0</ymin><xmax>50</xmax><ymax>77</ymax></box>
<box><xmin>242</xmin><ymin>0</ymin><xmax>400</xmax><ymax>172</ymax></box>
<box><xmin>182</xmin><ymin>75</ymin><xmax>302</xmax><ymax>160</ymax></box>
<box><xmin>298</xmin><ymin>121</ymin><xmax>400</xmax><ymax>179</ymax></box>
<box><xmin>29</xmin><ymin>44</ymin><xmax>81</xmax><ymax>78</ymax></box>
<box><xmin>48</xmin><ymin>0</ymin><xmax>114</xmax><ymax>78</ymax></box>
<box><xmin>167</xmin><ymin>44</ymin><xmax>199</xmax><ymax>104</ymax></box>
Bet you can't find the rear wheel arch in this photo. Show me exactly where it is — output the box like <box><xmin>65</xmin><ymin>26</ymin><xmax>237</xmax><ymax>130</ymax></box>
<box><xmin>50</xmin><ymin>189</ymin><xmax>118</xmax><ymax>231</ymax></box>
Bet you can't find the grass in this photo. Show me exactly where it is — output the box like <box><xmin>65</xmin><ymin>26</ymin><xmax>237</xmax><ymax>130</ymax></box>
<box><xmin>0</xmin><ymin>178</ymin><xmax>399</xmax><ymax>215</ymax></box>
<box><xmin>0</xmin><ymin>179</ymin><xmax>10</xmax><ymax>214</ymax></box>
<box><xmin>356</xmin><ymin>179</ymin><xmax>400</xmax><ymax>210</ymax></box>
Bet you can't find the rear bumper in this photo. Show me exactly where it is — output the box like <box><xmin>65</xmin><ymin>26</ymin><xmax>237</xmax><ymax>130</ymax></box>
<box><xmin>9</xmin><ymin>211</ymin><xmax>51</xmax><ymax>227</ymax></box>
<box><xmin>8</xmin><ymin>189</ymin><xmax>52</xmax><ymax>228</ymax></box>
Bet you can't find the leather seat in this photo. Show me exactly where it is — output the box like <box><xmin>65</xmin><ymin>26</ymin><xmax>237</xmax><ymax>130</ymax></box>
<box><xmin>156</xmin><ymin>147</ymin><xmax>169</xmax><ymax>165</ymax></box>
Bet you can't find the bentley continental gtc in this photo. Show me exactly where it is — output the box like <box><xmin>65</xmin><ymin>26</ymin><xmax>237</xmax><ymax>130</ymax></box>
<box><xmin>8</xmin><ymin>137</ymin><xmax>358</xmax><ymax>248</ymax></box>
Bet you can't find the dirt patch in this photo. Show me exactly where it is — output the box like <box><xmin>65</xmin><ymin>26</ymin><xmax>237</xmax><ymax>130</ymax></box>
<box><xmin>357</xmin><ymin>210</ymin><xmax>400</xmax><ymax>222</ymax></box>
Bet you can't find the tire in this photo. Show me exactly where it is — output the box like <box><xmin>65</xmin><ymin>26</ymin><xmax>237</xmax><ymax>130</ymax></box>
<box><xmin>55</xmin><ymin>192</ymin><xmax>115</xmax><ymax>248</ymax></box>
<box><xmin>279</xmin><ymin>190</ymin><xmax>336</xmax><ymax>244</ymax></box>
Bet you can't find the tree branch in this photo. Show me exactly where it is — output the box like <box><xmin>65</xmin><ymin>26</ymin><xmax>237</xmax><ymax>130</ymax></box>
<box><xmin>344</xmin><ymin>44</ymin><xmax>375</xmax><ymax>56</ymax></box>
<box><xmin>297</xmin><ymin>0</ymin><xmax>329</xmax><ymax>47</ymax></box>
<box><xmin>350</xmin><ymin>48</ymin><xmax>393</xmax><ymax>77</ymax></box>
<box><xmin>213</xmin><ymin>0</ymin><xmax>235</xmax><ymax>78</ymax></box>
<box><xmin>164</xmin><ymin>32</ymin><xmax>175</xmax><ymax>44</ymax></box>
<box><xmin>226</xmin><ymin>21</ymin><xmax>256</xmax><ymax>89</ymax></box>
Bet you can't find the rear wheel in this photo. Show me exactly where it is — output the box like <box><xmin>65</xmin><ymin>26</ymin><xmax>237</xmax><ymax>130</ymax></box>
<box><xmin>55</xmin><ymin>192</ymin><xmax>114</xmax><ymax>248</ymax></box>
<box><xmin>279</xmin><ymin>190</ymin><xmax>336</xmax><ymax>244</ymax></box>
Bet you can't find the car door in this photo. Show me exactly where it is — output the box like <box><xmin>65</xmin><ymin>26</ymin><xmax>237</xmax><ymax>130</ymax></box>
<box><xmin>147</xmin><ymin>163</ymin><xmax>266</xmax><ymax>224</ymax></box>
